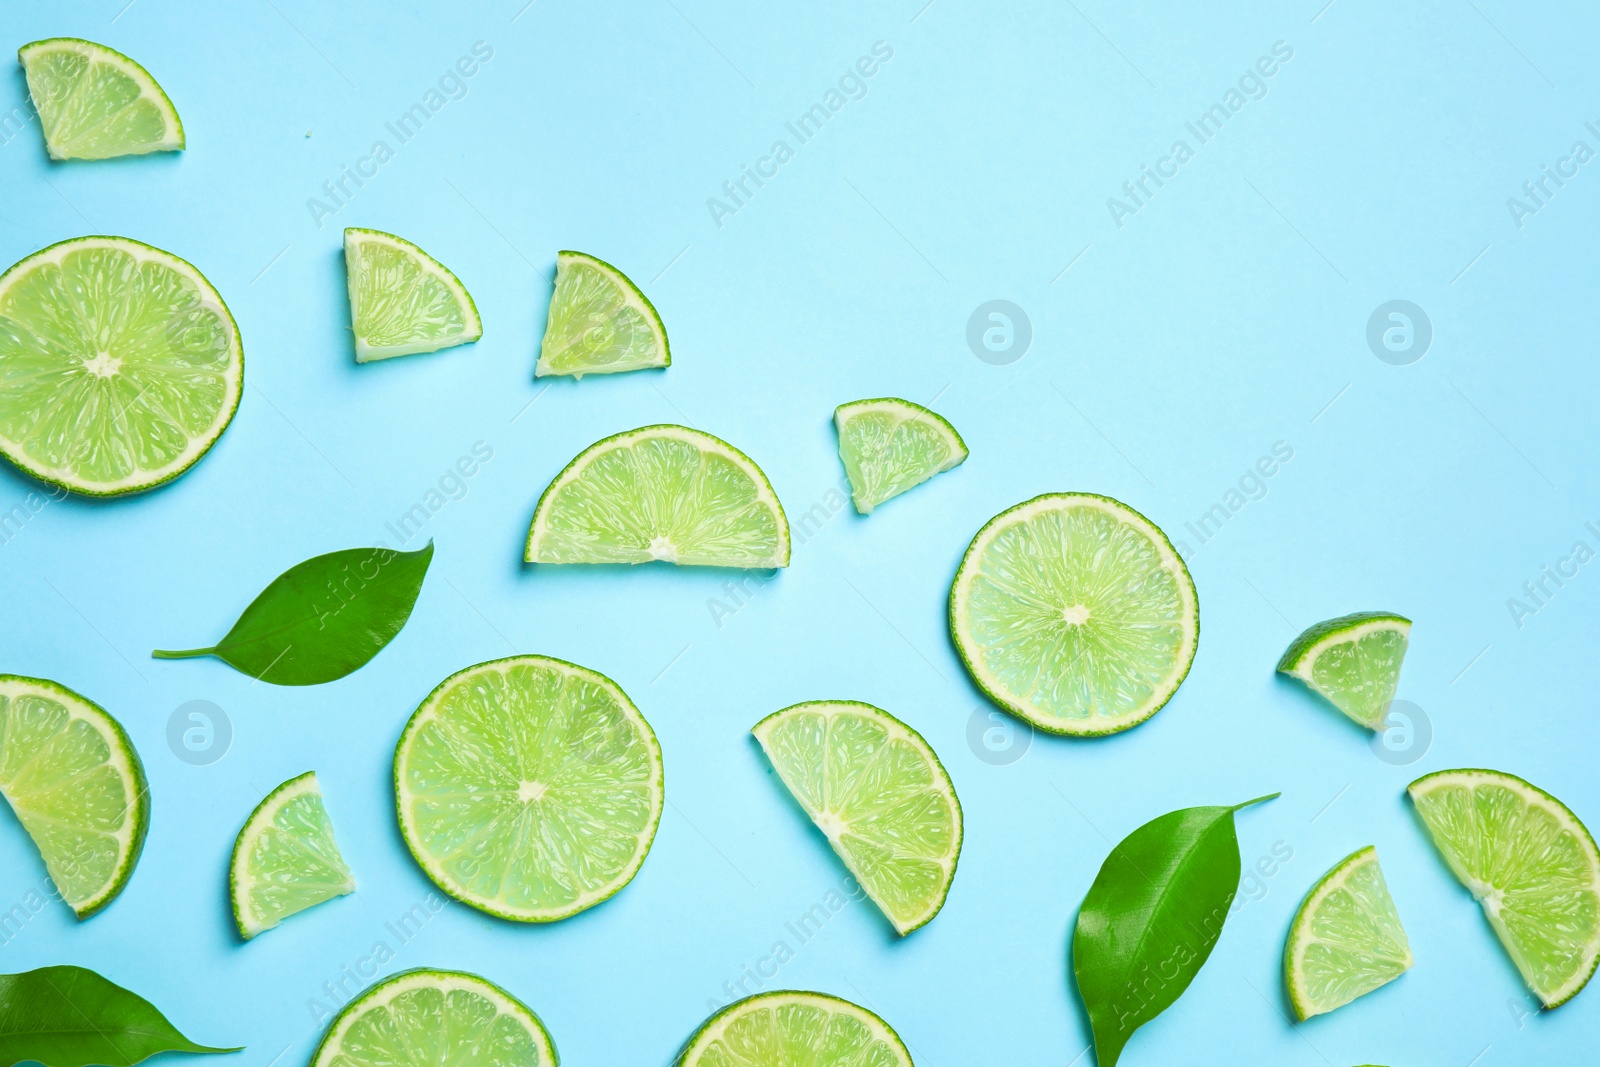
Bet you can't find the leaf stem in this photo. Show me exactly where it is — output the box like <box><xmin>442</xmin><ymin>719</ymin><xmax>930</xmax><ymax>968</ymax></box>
<box><xmin>151</xmin><ymin>647</ymin><xmax>217</xmax><ymax>659</ymax></box>
<box><xmin>1231</xmin><ymin>792</ymin><xmax>1281</xmax><ymax>812</ymax></box>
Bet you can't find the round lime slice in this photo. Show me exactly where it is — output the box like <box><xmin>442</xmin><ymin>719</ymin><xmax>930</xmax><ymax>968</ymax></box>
<box><xmin>0</xmin><ymin>675</ymin><xmax>148</xmax><ymax>917</ymax></box>
<box><xmin>677</xmin><ymin>990</ymin><xmax>913</xmax><ymax>1067</ymax></box>
<box><xmin>395</xmin><ymin>655</ymin><xmax>664</xmax><ymax>922</ymax></box>
<box><xmin>525</xmin><ymin>424</ymin><xmax>789</xmax><ymax>568</ymax></box>
<box><xmin>834</xmin><ymin>397</ymin><xmax>967</xmax><ymax>514</ymax></box>
<box><xmin>535</xmin><ymin>250</ymin><xmax>668</xmax><ymax>378</ymax></box>
<box><xmin>1409</xmin><ymin>768</ymin><xmax>1600</xmax><ymax>1007</ymax></box>
<box><xmin>1277</xmin><ymin>612</ymin><xmax>1411</xmax><ymax>729</ymax></box>
<box><xmin>949</xmin><ymin>493</ymin><xmax>1198</xmax><ymax>736</ymax></box>
<box><xmin>18</xmin><ymin>38</ymin><xmax>183</xmax><ymax>160</ymax></box>
<box><xmin>310</xmin><ymin>969</ymin><xmax>556</xmax><ymax>1067</ymax></box>
<box><xmin>1285</xmin><ymin>845</ymin><xmax>1413</xmax><ymax>1019</ymax></box>
<box><xmin>230</xmin><ymin>771</ymin><xmax>355</xmax><ymax>940</ymax></box>
<box><xmin>344</xmin><ymin>228</ymin><xmax>482</xmax><ymax>362</ymax></box>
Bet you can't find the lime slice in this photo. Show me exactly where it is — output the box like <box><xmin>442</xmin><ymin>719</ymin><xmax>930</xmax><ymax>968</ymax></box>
<box><xmin>834</xmin><ymin>397</ymin><xmax>967</xmax><ymax>514</ymax></box>
<box><xmin>1409</xmin><ymin>768</ymin><xmax>1600</xmax><ymax>1007</ymax></box>
<box><xmin>535</xmin><ymin>250</ymin><xmax>668</xmax><ymax>378</ymax></box>
<box><xmin>18</xmin><ymin>38</ymin><xmax>183</xmax><ymax>160</ymax></box>
<box><xmin>525</xmin><ymin>424</ymin><xmax>789</xmax><ymax>568</ymax></box>
<box><xmin>0</xmin><ymin>236</ymin><xmax>243</xmax><ymax>496</ymax></box>
<box><xmin>395</xmin><ymin>655</ymin><xmax>664</xmax><ymax>922</ymax></box>
<box><xmin>0</xmin><ymin>675</ymin><xmax>148</xmax><ymax>918</ymax></box>
<box><xmin>344</xmin><ymin>228</ymin><xmax>482</xmax><ymax>362</ymax></box>
<box><xmin>1277</xmin><ymin>612</ymin><xmax>1410</xmax><ymax>729</ymax></box>
<box><xmin>311</xmin><ymin>969</ymin><xmax>556</xmax><ymax>1067</ymax></box>
<box><xmin>677</xmin><ymin>990</ymin><xmax>913</xmax><ymax>1067</ymax></box>
<box><xmin>949</xmin><ymin>493</ymin><xmax>1198</xmax><ymax>736</ymax></box>
<box><xmin>1285</xmin><ymin>846</ymin><xmax>1413</xmax><ymax>1019</ymax></box>
<box><xmin>753</xmin><ymin>701</ymin><xmax>962</xmax><ymax>935</ymax></box>
<box><xmin>230</xmin><ymin>771</ymin><xmax>355</xmax><ymax>940</ymax></box>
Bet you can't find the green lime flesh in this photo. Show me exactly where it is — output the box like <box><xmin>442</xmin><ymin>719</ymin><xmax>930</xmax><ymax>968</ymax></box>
<box><xmin>1286</xmin><ymin>846</ymin><xmax>1413</xmax><ymax>1019</ymax></box>
<box><xmin>677</xmin><ymin>990</ymin><xmax>913</xmax><ymax>1067</ymax></box>
<box><xmin>231</xmin><ymin>771</ymin><xmax>355</xmax><ymax>939</ymax></box>
<box><xmin>536</xmin><ymin>250</ymin><xmax>668</xmax><ymax>378</ymax></box>
<box><xmin>834</xmin><ymin>398</ymin><xmax>966</xmax><ymax>514</ymax></box>
<box><xmin>1277</xmin><ymin>612</ymin><xmax>1410</xmax><ymax>730</ymax></box>
<box><xmin>344</xmin><ymin>229</ymin><xmax>481</xmax><ymax>361</ymax></box>
<box><xmin>19</xmin><ymin>38</ymin><xmax>183</xmax><ymax>160</ymax></box>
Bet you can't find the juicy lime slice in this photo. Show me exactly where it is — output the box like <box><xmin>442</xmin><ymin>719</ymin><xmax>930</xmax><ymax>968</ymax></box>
<box><xmin>535</xmin><ymin>250</ymin><xmax>668</xmax><ymax>378</ymax></box>
<box><xmin>525</xmin><ymin>424</ymin><xmax>789</xmax><ymax>568</ymax></box>
<box><xmin>311</xmin><ymin>969</ymin><xmax>557</xmax><ymax>1067</ymax></box>
<box><xmin>834</xmin><ymin>397</ymin><xmax>967</xmax><ymax>514</ymax></box>
<box><xmin>678</xmin><ymin>990</ymin><xmax>913</xmax><ymax>1067</ymax></box>
<box><xmin>1409</xmin><ymin>768</ymin><xmax>1600</xmax><ymax>1007</ymax></box>
<box><xmin>1285</xmin><ymin>846</ymin><xmax>1413</xmax><ymax>1019</ymax></box>
<box><xmin>230</xmin><ymin>771</ymin><xmax>355</xmax><ymax>940</ymax></box>
<box><xmin>1277</xmin><ymin>612</ymin><xmax>1411</xmax><ymax>729</ymax></box>
<box><xmin>949</xmin><ymin>493</ymin><xmax>1198</xmax><ymax>736</ymax></box>
<box><xmin>395</xmin><ymin>655</ymin><xmax>664</xmax><ymax>922</ymax></box>
<box><xmin>18</xmin><ymin>38</ymin><xmax>183</xmax><ymax>160</ymax></box>
<box><xmin>344</xmin><ymin>228</ymin><xmax>482</xmax><ymax>362</ymax></box>
<box><xmin>753</xmin><ymin>701</ymin><xmax>962</xmax><ymax>935</ymax></box>
<box><xmin>0</xmin><ymin>236</ymin><xmax>243</xmax><ymax>496</ymax></box>
<box><xmin>0</xmin><ymin>675</ymin><xmax>148</xmax><ymax>917</ymax></box>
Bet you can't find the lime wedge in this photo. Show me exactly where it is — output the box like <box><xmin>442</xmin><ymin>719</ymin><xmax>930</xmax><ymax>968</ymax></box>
<box><xmin>1409</xmin><ymin>768</ymin><xmax>1600</xmax><ymax>1007</ymax></box>
<box><xmin>311</xmin><ymin>969</ymin><xmax>557</xmax><ymax>1067</ymax></box>
<box><xmin>0</xmin><ymin>236</ymin><xmax>243</xmax><ymax>496</ymax></box>
<box><xmin>525</xmin><ymin>424</ymin><xmax>789</xmax><ymax>568</ymax></box>
<box><xmin>753</xmin><ymin>701</ymin><xmax>962</xmax><ymax>935</ymax></box>
<box><xmin>0</xmin><ymin>675</ymin><xmax>148</xmax><ymax>918</ymax></box>
<box><xmin>536</xmin><ymin>250</ymin><xmax>668</xmax><ymax>378</ymax></box>
<box><xmin>1277</xmin><ymin>612</ymin><xmax>1410</xmax><ymax>729</ymax></box>
<box><xmin>18</xmin><ymin>38</ymin><xmax>183</xmax><ymax>160</ymax></box>
<box><xmin>949</xmin><ymin>493</ymin><xmax>1198</xmax><ymax>736</ymax></box>
<box><xmin>344</xmin><ymin>228</ymin><xmax>481</xmax><ymax>362</ymax></box>
<box><xmin>677</xmin><ymin>991</ymin><xmax>913</xmax><ymax>1067</ymax></box>
<box><xmin>834</xmin><ymin>397</ymin><xmax>967</xmax><ymax>514</ymax></box>
<box><xmin>395</xmin><ymin>655</ymin><xmax>664</xmax><ymax>922</ymax></box>
<box><xmin>1285</xmin><ymin>846</ymin><xmax>1413</xmax><ymax>1019</ymax></box>
<box><xmin>230</xmin><ymin>771</ymin><xmax>355</xmax><ymax>940</ymax></box>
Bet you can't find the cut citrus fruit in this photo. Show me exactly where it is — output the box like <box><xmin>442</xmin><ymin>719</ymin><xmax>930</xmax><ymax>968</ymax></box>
<box><xmin>677</xmin><ymin>990</ymin><xmax>913</xmax><ymax>1067</ymax></box>
<box><xmin>1409</xmin><ymin>768</ymin><xmax>1600</xmax><ymax>1007</ymax></box>
<box><xmin>536</xmin><ymin>250</ymin><xmax>668</xmax><ymax>378</ymax></box>
<box><xmin>949</xmin><ymin>493</ymin><xmax>1197</xmax><ymax>736</ymax></box>
<box><xmin>1285</xmin><ymin>846</ymin><xmax>1412</xmax><ymax>1019</ymax></box>
<box><xmin>18</xmin><ymin>38</ymin><xmax>183</xmax><ymax>160</ymax></box>
<box><xmin>344</xmin><ymin>228</ymin><xmax>481</xmax><ymax>362</ymax></box>
<box><xmin>525</xmin><ymin>424</ymin><xmax>789</xmax><ymax>567</ymax></box>
<box><xmin>230</xmin><ymin>771</ymin><xmax>355</xmax><ymax>940</ymax></box>
<box><xmin>310</xmin><ymin>969</ymin><xmax>557</xmax><ymax>1067</ymax></box>
<box><xmin>1277</xmin><ymin>612</ymin><xmax>1410</xmax><ymax>729</ymax></box>
<box><xmin>0</xmin><ymin>236</ymin><xmax>242</xmax><ymax>496</ymax></box>
<box><xmin>753</xmin><ymin>701</ymin><xmax>962</xmax><ymax>935</ymax></box>
<box><xmin>395</xmin><ymin>655</ymin><xmax>663</xmax><ymax>922</ymax></box>
<box><xmin>0</xmin><ymin>675</ymin><xmax>147</xmax><ymax>917</ymax></box>
<box><xmin>834</xmin><ymin>397</ymin><xmax>967</xmax><ymax>514</ymax></box>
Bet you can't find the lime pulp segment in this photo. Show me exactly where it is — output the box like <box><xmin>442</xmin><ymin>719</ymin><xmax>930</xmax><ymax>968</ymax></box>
<box><xmin>18</xmin><ymin>38</ymin><xmax>183</xmax><ymax>159</ymax></box>
<box><xmin>753</xmin><ymin>701</ymin><xmax>962</xmax><ymax>935</ymax></box>
<box><xmin>834</xmin><ymin>398</ymin><xmax>967</xmax><ymax>514</ymax></box>
<box><xmin>536</xmin><ymin>250</ymin><xmax>668</xmax><ymax>378</ymax></box>
<box><xmin>677</xmin><ymin>991</ymin><xmax>914</xmax><ymax>1067</ymax></box>
<box><xmin>231</xmin><ymin>771</ymin><xmax>355</xmax><ymax>939</ymax></box>
<box><xmin>344</xmin><ymin>229</ymin><xmax>482</xmax><ymax>362</ymax></box>
<box><xmin>1277</xmin><ymin>612</ymin><xmax>1411</xmax><ymax>729</ymax></box>
<box><xmin>1285</xmin><ymin>846</ymin><xmax>1413</xmax><ymax>1019</ymax></box>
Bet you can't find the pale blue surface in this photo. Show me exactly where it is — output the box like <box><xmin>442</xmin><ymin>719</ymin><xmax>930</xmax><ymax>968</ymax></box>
<box><xmin>1</xmin><ymin>2</ymin><xmax>1597</xmax><ymax>1064</ymax></box>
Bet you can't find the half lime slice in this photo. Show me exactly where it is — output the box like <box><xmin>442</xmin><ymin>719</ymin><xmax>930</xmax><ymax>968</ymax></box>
<box><xmin>395</xmin><ymin>655</ymin><xmax>664</xmax><ymax>922</ymax></box>
<box><xmin>344</xmin><ymin>228</ymin><xmax>481</xmax><ymax>362</ymax></box>
<box><xmin>1277</xmin><ymin>612</ymin><xmax>1410</xmax><ymax>729</ymax></box>
<box><xmin>677</xmin><ymin>990</ymin><xmax>913</xmax><ymax>1067</ymax></box>
<box><xmin>949</xmin><ymin>493</ymin><xmax>1198</xmax><ymax>736</ymax></box>
<box><xmin>525</xmin><ymin>424</ymin><xmax>789</xmax><ymax>567</ymax></box>
<box><xmin>1285</xmin><ymin>845</ymin><xmax>1412</xmax><ymax>1019</ymax></box>
<box><xmin>0</xmin><ymin>236</ymin><xmax>243</xmax><ymax>496</ymax></box>
<box><xmin>1409</xmin><ymin>768</ymin><xmax>1600</xmax><ymax>1007</ymax></box>
<box><xmin>18</xmin><ymin>38</ymin><xmax>183</xmax><ymax>159</ymax></box>
<box><xmin>834</xmin><ymin>397</ymin><xmax>967</xmax><ymax>514</ymax></box>
<box><xmin>753</xmin><ymin>701</ymin><xmax>962</xmax><ymax>935</ymax></box>
<box><xmin>311</xmin><ymin>969</ymin><xmax>557</xmax><ymax>1067</ymax></box>
<box><xmin>230</xmin><ymin>771</ymin><xmax>355</xmax><ymax>940</ymax></box>
<box><xmin>536</xmin><ymin>250</ymin><xmax>668</xmax><ymax>378</ymax></box>
<box><xmin>0</xmin><ymin>675</ymin><xmax>148</xmax><ymax>917</ymax></box>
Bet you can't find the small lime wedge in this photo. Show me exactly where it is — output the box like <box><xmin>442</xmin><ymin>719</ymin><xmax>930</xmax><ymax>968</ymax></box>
<box><xmin>18</xmin><ymin>38</ymin><xmax>183</xmax><ymax>159</ymax></box>
<box><xmin>344</xmin><ymin>228</ymin><xmax>481</xmax><ymax>362</ymax></box>
<box><xmin>1285</xmin><ymin>846</ymin><xmax>1413</xmax><ymax>1019</ymax></box>
<box><xmin>1277</xmin><ymin>612</ymin><xmax>1410</xmax><ymax>729</ymax></box>
<box><xmin>834</xmin><ymin>397</ymin><xmax>967</xmax><ymax>514</ymax></box>
<box><xmin>230</xmin><ymin>771</ymin><xmax>355</xmax><ymax>939</ymax></box>
<box><xmin>536</xmin><ymin>250</ymin><xmax>668</xmax><ymax>378</ymax></box>
<box><xmin>677</xmin><ymin>990</ymin><xmax>913</xmax><ymax>1067</ymax></box>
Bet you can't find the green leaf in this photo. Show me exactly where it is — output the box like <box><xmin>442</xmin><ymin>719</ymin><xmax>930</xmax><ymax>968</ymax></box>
<box><xmin>0</xmin><ymin>965</ymin><xmax>240</xmax><ymax>1067</ymax></box>
<box><xmin>153</xmin><ymin>542</ymin><xmax>433</xmax><ymax>686</ymax></box>
<box><xmin>1072</xmin><ymin>794</ymin><xmax>1277</xmax><ymax>1067</ymax></box>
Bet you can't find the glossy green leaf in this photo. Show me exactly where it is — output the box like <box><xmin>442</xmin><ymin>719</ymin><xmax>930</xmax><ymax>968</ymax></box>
<box><xmin>1072</xmin><ymin>794</ymin><xmax>1276</xmax><ymax>1067</ymax></box>
<box><xmin>0</xmin><ymin>965</ymin><xmax>240</xmax><ymax>1067</ymax></box>
<box><xmin>153</xmin><ymin>543</ymin><xmax>433</xmax><ymax>686</ymax></box>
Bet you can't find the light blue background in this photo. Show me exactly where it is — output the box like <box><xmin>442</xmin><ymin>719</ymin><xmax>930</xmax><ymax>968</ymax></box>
<box><xmin>2</xmin><ymin>1</ymin><xmax>1597</xmax><ymax>1064</ymax></box>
